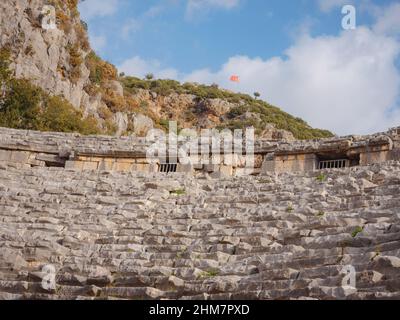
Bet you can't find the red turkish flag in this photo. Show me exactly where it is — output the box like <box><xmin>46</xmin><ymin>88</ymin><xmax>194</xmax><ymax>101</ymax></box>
<box><xmin>230</xmin><ymin>75</ymin><xmax>240</xmax><ymax>82</ymax></box>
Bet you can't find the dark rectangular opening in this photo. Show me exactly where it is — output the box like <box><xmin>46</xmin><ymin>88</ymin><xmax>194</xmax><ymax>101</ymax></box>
<box><xmin>317</xmin><ymin>152</ymin><xmax>352</xmax><ymax>170</ymax></box>
<box><xmin>318</xmin><ymin>159</ymin><xmax>347</xmax><ymax>170</ymax></box>
<box><xmin>349</xmin><ymin>154</ymin><xmax>361</xmax><ymax>167</ymax></box>
<box><xmin>159</xmin><ymin>163</ymin><xmax>177</xmax><ymax>173</ymax></box>
<box><xmin>316</xmin><ymin>152</ymin><xmax>360</xmax><ymax>170</ymax></box>
<box><xmin>45</xmin><ymin>161</ymin><xmax>65</xmax><ymax>168</ymax></box>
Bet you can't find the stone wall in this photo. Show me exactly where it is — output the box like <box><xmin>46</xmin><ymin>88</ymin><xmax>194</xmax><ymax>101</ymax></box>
<box><xmin>360</xmin><ymin>145</ymin><xmax>392</xmax><ymax>166</ymax></box>
<box><xmin>1</xmin><ymin>126</ymin><xmax>400</xmax><ymax>175</ymax></box>
<box><xmin>65</xmin><ymin>156</ymin><xmax>156</xmax><ymax>173</ymax></box>
<box><xmin>262</xmin><ymin>128</ymin><xmax>400</xmax><ymax>174</ymax></box>
<box><xmin>262</xmin><ymin>153</ymin><xmax>318</xmax><ymax>174</ymax></box>
<box><xmin>0</xmin><ymin>149</ymin><xmax>65</xmax><ymax>168</ymax></box>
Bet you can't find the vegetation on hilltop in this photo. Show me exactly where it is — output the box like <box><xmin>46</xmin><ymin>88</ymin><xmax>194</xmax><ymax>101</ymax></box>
<box><xmin>121</xmin><ymin>77</ymin><xmax>334</xmax><ymax>140</ymax></box>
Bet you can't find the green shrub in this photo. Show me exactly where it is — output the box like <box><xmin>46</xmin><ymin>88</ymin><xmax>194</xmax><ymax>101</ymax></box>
<box><xmin>0</xmin><ymin>80</ymin><xmax>99</xmax><ymax>134</ymax></box>
<box><xmin>159</xmin><ymin>119</ymin><xmax>170</xmax><ymax>131</ymax></box>
<box><xmin>85</xmin><ymin>51</ymin><xmax>117</xmax><ymax>85</ymax></box>
<box><xmin>316</xmin><ymin>173</ymin><xmax>327</xmax><ymax>182</ymax></box>
<box><xmin>0</xmin><ymin>49</ymin><xmax>11</xmax><ymax>81</ymax></box>
<box><xmin>145</xmin><ymin>73</ymin><xmax>154</xmax><ymax>80</ymax></box>
<box><xmin>121</xmin><ymin>76</ymin><xmax>150</xmax><ymax>93</ymax></box>
<box><xmin>38</xmin><ymin>96</ymin><xmax>100</xmax><ymax>134</ymax></box>
<box><xmin>0</xmin><ymin>78</ymin><xmax>43</xmax><ymax>129</ymax></box>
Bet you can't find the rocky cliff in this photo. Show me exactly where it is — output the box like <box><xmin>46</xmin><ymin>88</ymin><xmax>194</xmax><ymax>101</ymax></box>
<box><xmin>0</xmin><ymin>0</ymin><xmax>125</xmax><ymax>133</ymax></box>
<box><xmin>0</xmin><ymin>0</ymin><xmax>333</xmax><ymax>140</ymax></box>
<box><xmin>1</xmin><ymin>0</ymin><xmax>93</xmax><ymax>114</ymax></box>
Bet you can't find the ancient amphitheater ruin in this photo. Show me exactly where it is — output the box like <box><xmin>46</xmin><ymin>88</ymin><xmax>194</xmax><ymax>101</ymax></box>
<box><xmin>0</xmin><ymin>126</ymin><xmax>400</xmax><ymax>300</ymax></box>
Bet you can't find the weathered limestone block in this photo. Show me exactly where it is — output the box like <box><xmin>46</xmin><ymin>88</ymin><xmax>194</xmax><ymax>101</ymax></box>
<box><xmin>223</xmin><ymin>153</ymin><xmax>245</xmax><ymax>167</ymax></box>
<box><xmin>135</xmin><ymin>157</ymin><xmax>151</xmax><ymax>164</ymax></box>
<box><xmin>0</xmin><ymin>150</ymin><xmax>11</xmax><ymax>161</ymax></box>
<box><xmin>219</xmin><ymin>165</ymin><xmax>233</xmax><ymax>177</ymax></box>
<box><xmin>82</xmin><ymin>161</ymin><xmax>99</xmax><ymax>171</ymax></box>
<box><xmin>177</xmin><ymin>164</ymin><xmax>193</xmax><ymax>174</ymax></box>
<box><xmin>27</xmin><ymin>153</ymin><xmax>45</xmax><ymax>166</ymax></box>
<box><xmin>273</xmin><ymin>153</ymin><xmax>318</xmax><ymax>173</ymax></box>
<box><xmin>65</xmin><ymin>160</ymin><xmax>84</xmax><ymax>171</ymax></box>
<box><xmin>133</xmin><ymin>114</ymin><xmax>154</xmax><ymax>136</ymax></box>
<box><xmin>113</xmin><ymin>162</ymin><xmax>133</xmax><ymax>172</ymax></box>
<box><xmin>389</xmin><ymin>149</ymin><xmax>400</xmax><ymax>161</ymax></box>
<box><xmin>260</xmin><ymin>159</ymin><xmax>275</xmax><ymax>174</ymax></box>
<box><xmin>10</xmin><ymin>151</ymin><xmax>30</xmax><ymax>163</ymax></box>
<box><xmin>360</xmin><ymin>151</ymin><xmax>390</xmax><ymax>166</ymax></box>
<box><xmin>136</xmin><ymin>163</ymin><xmax>151</xmax><ymax>172</ymax></box>
<box><xmin>98</xmin><ymin>159</ymin><xmax>114</xmax><ymax>171</ymax></box>
<box><xmin>235</xmin><ymin>167</ymin><xmax>257</xmax><ymax>176</ymax></box>
<box><xmin>203</xmin><ymin>164</ymin><xmax>219</xmax><ymax>173</ymax></box>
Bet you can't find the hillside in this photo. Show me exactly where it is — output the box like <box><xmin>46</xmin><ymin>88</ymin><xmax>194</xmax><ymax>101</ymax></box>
<box><xmin>0</xmin><ymin>0</ymin><xmax>333</xmax><ymax>140</ymax></box>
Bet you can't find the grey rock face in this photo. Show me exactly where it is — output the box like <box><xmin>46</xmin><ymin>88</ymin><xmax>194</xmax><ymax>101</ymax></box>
<box><xmin>133</xmin><ymin>114</ymin><xmax>154</xmax><ymax>137</ymax></box>
<box><xmin>113</xmin><ymin>113</ymin><xmax>129</xmax><ymax>136</ymax></box>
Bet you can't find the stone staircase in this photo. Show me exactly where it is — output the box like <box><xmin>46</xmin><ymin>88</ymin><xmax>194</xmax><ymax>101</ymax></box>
<box><xmin>0</xmin><ymin>161</ymin><xmax>400</xmax><ymax>300</ymax></box>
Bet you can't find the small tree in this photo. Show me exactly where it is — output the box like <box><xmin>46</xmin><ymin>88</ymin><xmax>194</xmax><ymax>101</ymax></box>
<box><xmin>254</xmin><ymin>92</ymin><xmax>261</xmax><ymax>100</ymax></box>
<box><xmin>145</xmin><ymin>73</ymin><xmax>154</xmax><ymax>80</ymax></box>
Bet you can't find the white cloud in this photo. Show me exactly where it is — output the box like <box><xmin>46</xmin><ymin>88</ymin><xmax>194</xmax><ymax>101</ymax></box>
<box><xmin>373</xmin><ymin>2</ymin><xmax>400</xmax><ymax>36</ymax></box>
<box><xmin>79</xmin><ymin>0</ymin><xmax>120</xmax><ymax>20</ymax></box>
<box><xmin>118</xmin><ymin>56</ymin><xmax>179</xmax><ymax>80</ymax></box>
<box><xmin>186</xmin><ymin>0</ymin><xmax>240</xmax><ymax>19</ymax></box>
<box><xmin>144</xmin><ymin>4</ymin><xmax>165</xmax><ymax>18</ymax></box>
<box><xmin>118</xmin><ymin>2</ymin><xmax>174</xmax><ymax>40</ymax></box>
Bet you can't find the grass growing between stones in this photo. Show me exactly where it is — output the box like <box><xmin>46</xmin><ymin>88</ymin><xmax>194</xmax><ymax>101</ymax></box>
<box><xmin>176</xmin><ymin>247</ymin><xmax>187</xmax><ymax>259</ymax></box>
<box><xmin>317</xmin><ymin>211</ymin><xmax>326</xmax><ymax>217</ymax></box>
<box><xmin>286</xmin><ymin>205</ymin><xmax>294</xmax><ymax>213</ymax></box>
<box><xmin>258</xmin><ymin>179</ymin><xmax>272</xmax><ymax>184</ymax></box>
<box><xmin>199</xmin><ymin>269</ymin><xmax>220</xmax><ymax>279</ymax></box>
<box><xmin>371</xmin><ymin>245</ymin><xmax>382</xmax><ymax>261</ymax></box>
<box><xmin>351</xmin><ymin>226</ymin><xmax>364</xmax><ymax>238</ymax></box>
<box><xmin>170</xmin><ymin>189</ymin><xmax>186</xmax><ymax>196</ymax></box>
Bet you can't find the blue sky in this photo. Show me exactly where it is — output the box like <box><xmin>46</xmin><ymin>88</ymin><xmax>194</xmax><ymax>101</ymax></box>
<box><xmin>79</xmin><ymin>0</ymin><xmax>400</xmax><ymax>135</ymax></box>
